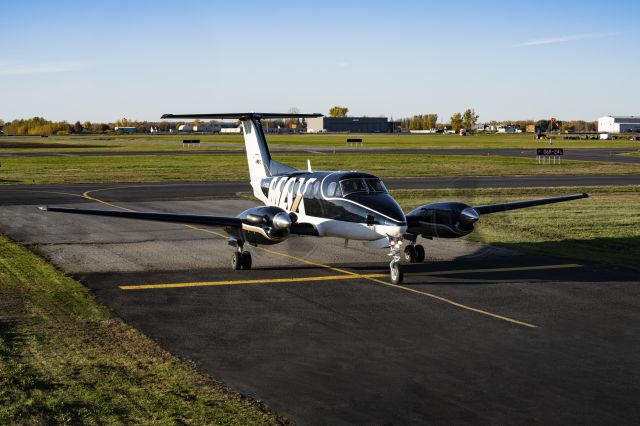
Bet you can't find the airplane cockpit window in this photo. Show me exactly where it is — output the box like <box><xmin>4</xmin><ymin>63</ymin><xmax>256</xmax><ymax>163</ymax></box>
<box><xmin>340</xmin><ymin>178</ymin><xmax>388</xmax><ymax>196</ymax></box>
<box><xmin>366</xmin><ymin>178</ymin><xmax>387</xmax><ymax>193</ymax></box>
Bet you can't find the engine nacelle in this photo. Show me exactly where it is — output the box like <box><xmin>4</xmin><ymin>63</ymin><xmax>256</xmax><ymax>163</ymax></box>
<box><xmin>227</xmin><ymin>206</ymin><xmax>294</xmax><ymax>245</ymax></box>
<box><xmin>406</xmin><ymin>202</ymin><xmax>479</xmax><ymax>238</ymax></box>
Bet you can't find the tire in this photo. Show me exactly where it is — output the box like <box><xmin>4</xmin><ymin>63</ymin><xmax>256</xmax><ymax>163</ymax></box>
<box><xmin>414</xmin><ymin>245</ymin><xmax>425</xmax><ymax>263</ymax></box>
<box><xmin>231</xmin><ymin>252</ymin><xmax>242</xmax><ymax>270</ymax></box>
<box><xmin>390</xmin><ymin>262</ymin><xmax>403</xmax><ymax>285</ymax></box>
<box><xmin>403</xmin><ymin>245</ymin><xmax>416</xmax><ymax>263</ymax></box>
<box><xmin>241</xmin><ymin>251</ymin><xmax>252</xmax><ymax>270</ymax></box>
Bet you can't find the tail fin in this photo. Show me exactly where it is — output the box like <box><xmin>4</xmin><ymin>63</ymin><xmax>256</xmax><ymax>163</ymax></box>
<box><xmin>161</xmin><ymin>112</ymin><xmax>323</xmax><ymax>200</ymax></box>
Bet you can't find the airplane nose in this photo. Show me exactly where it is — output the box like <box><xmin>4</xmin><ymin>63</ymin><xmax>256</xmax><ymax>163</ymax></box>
<box><xmin>383</xmin><ymin>225</ymin><xmax>406</xmax><ymax>238</ymax></box>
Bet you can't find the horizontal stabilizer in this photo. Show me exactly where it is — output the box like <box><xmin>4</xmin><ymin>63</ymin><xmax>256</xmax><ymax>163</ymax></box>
<box><xmin>161</xmin><ymin>112</ymin><xmax>323</xmax><ymax>120</ymax></box>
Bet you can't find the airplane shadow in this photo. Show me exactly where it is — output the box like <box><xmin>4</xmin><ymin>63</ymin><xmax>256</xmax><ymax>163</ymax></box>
<box><xmin>348</xmin><ymin>237</ymin><xmax>639</xmax><ymax>285</ymax></box>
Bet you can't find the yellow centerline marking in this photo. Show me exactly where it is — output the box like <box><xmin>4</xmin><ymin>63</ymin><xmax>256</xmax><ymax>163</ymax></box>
<box><xmin>120</xmin><ymin>263</ymin><xmax>581</xmax><ymax>291</ymax></box>
<box><xmin>120</xmin><ymin>274</ymin><xmax>387</xmax><ymax>290</ymax></box>
<box><xmin>79</xmin><ymin>187</ymin><xmax>559</xmax><ymax>329</ymax></box>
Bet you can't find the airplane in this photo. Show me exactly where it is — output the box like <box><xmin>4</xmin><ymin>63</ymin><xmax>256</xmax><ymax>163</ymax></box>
<box><xmin>39</xmin><ymin>112</ymin><xmax>589</xmax><ymax>284</ymax></box>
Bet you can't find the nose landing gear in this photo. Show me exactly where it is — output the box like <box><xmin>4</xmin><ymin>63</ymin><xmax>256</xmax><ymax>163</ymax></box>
<box><xmin>388</xmin><ymin>238</ymin><xmax>404</xmax><ymax>284</ymax></box>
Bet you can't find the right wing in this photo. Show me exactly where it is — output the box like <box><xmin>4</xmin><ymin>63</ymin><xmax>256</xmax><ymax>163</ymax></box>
<box><xmin>39</xmin><ymin>206</ymin><xmax>319</xmax><ymax>236</ymax></box>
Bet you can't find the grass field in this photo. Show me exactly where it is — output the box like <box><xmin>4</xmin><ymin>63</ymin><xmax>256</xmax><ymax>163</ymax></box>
<box><xmin>392</xmin><ymin>186</ymin><xmax>640</xmax><ymax>270</ymax></box>
<box><xmin>0</xmin><ymin>234</ymin><xmax>282</xmax><ymax>425</ymax></box>
<box><xmin>2</xmin><ymin>132</ymin><xmax>640</xmax><ymax>151</ymax></box>
<box><xmin>2</xmin><ymin>153</ymin><xmax>640</xmax><ymax>185</ymax></box>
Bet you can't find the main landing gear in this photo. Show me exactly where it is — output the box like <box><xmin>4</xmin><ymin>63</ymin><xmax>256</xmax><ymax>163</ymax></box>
<box><xmin>403</xmin><ymin>244</ymin><xmax>425</xmax><ymax>263</ymax></box>
<box><xmin>230</xmin><ymin>240</ymin><xmax>252</xmax><ymax>270</ymax></box>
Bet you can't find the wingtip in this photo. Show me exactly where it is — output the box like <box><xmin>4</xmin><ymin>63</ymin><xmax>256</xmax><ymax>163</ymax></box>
<box><xmin>583</xmin><ymin>193</ymin><xmax>590</xmax><ymax>198</ymax></box>
<box><xmin>37</xmin><ymin>206</ymin><xmax>48</xmax><ymax>211</ymax></box>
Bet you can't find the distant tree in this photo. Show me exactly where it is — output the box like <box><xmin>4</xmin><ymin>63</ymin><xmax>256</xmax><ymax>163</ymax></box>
<box><xmin>423</xmin><ymin>114</ymin><xmax>438</xmax><ymax>130</ymax></box>
<box><xmin>287</xmin><ymin>107</ymin><xmax>300</xmax><ymax>127</ymax></box>
<box><xmin>450</xmin><ymin>112</ymin><xmax>464</xmax><ymax>132</ymax></box>
<box><xmin>560</xmin><ymin>122</ymin><xmax>574</xmax><ymax>132</ymax></box>
<box><xmin>82</xmin><ymin>121</ymin><xmax>91</xmax><ymax>130</ymax></box>
<box><xmin>462</xmin><ymin>108</ymin><xmax>479</xmax><ymax>129</ymax></box>
<box><xmin>0</xmin><ymin>119</ymin><xmax>4</xmax><ymax>126</ymax></box>
<box><xmin>536</xmin><ymin>119</ymin><xmax>551</xmax><ymax>131</ymax></box>
<box><xmin>73</xmin><ymin>121</ymin><xmax>83</xmax><ymax>133</ymax></box>
<box><xmin>329</xmin><ymin>106</ymin><xmax>349</xmax><ymax>117</ymax></box>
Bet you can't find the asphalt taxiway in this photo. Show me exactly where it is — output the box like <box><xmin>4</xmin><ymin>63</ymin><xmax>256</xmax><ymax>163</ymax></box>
<box><xmin>0</xmin><ymin>185</ymin><xmax>638</xmax><ymax>424</ymax></box>
<box><xmin>1</xmin><ymin>146</ymin><xmax>640</xmax><ymax>163</ymax></box>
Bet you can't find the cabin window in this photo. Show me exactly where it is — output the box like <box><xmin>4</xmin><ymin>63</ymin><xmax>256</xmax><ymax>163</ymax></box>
<box><xmin>327</xmin><ymin>182</ymin><xmax>342</xmax><ymax>197</ymax></box>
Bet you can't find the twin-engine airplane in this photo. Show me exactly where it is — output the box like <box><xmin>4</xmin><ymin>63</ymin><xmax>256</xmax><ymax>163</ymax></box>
<box><xmin>40</xmin><ymin>112</ymin><xmax>589</xmax><ymax>284</ymax></box>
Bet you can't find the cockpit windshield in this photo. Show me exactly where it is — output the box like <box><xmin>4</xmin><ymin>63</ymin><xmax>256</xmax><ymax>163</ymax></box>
<box><xmin>339</xmin><ymin>178</ymin><xmax>388</xmax><ymax>196</ymax></box>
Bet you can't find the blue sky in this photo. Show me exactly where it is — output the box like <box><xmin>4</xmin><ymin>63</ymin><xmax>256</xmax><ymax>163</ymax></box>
<box><xmin>1</xmin><ymin>0</ymin><xmax>638</xmax><ymax>122</ymax></box>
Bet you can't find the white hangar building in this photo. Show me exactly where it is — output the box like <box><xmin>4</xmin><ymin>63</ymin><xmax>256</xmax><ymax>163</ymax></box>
<box><xmin>598</xmin><ymin>116</ymin><xmax>640</xmax><ymax>133</ymax></box>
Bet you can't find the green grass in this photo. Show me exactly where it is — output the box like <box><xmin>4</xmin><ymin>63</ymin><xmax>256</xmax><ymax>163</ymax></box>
<box><xmin>2</xmin><ymin>132</ymin><xmax>640</xmax><ymax>151</ymax></box>
<box><xmin>0</xmin><ymin>234</ymin><xmax>283</xmax><ymax>425</ymax></box>
<box><xmin>2</xmin><ymin>153</ymin><xmax>640</xmax><ymax>185</ymax></box>
<box><xmin>391</xmin><ymin>186</ymin><xmax>640</xmax><ymax>270</ymax></box>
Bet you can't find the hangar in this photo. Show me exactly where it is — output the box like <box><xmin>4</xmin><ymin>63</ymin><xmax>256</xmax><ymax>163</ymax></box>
<box><xmin>306</xmin><ymin>116</ymin><xmax>398</xmax><ymax>133</ymax></box>
<box><xmin>598</xmin><ymin>116</ymin><xmax>640</xmax><ymax>133</ymax></box>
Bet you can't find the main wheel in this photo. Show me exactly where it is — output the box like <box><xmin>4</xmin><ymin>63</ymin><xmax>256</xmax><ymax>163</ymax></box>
<box><xmin>403</xmin><ymin>245</ymin><xmax>416</xmax><ymax>263</ymax></box>
<box><xmin>231</xmin><ymin>252</ymin><xmax>242</xmax><ymax>270</ymax></box>
<box><xmin>390</xmin><ymin>262</ymin><xmax>404</xmax><ymax>285</ymax></box>
<box><xmin>414</xmin><ymin>244</ymin><xmax>425</xmax><ymax>263</ymax></box>
<box><xmin>241</xmin><ymin>251</ymin><xmax>252</xmax><ymax>270</ymax></box>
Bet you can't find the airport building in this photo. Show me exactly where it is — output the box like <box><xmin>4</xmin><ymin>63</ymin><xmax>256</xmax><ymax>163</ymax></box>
<box><xmin>598</xmin><ymin>116</ymin><xmax>640</xmax><ymax>133</ymax></box>
<box><xmin>306</xmin><ymin>116</ymin><xmax>398</xmax><ymax>133</ymax></box>
<box><xmin>114</xmin><ymin>126</ymin><xmax>136</xmax><ymax>133</ymax></box>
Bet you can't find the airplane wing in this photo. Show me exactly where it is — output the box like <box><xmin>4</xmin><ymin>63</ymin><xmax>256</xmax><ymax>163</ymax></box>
<box><xmin>38</xmin><ymin>206</ymin><xmax>319</xmax><ymax>236</ymax></box>
<box><xmin>39</xmin><ymin>206</ymin><xmax>243</xmax><ymax>227</ymax></box>
<box><xmin>404</xmin><ymin>193</ymin><xmax>589</xmax><ymax>237</ymax></box>
<box><xmin>472</xmin><ymin>193</ymin><xmax>589</xmax><ymax>215</ymax></box>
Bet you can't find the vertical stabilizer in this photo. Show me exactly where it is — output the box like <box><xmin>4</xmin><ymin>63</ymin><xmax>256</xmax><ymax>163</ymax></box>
<box><xmin>241</xmin><ymin>118</ymin><xmax>272</xmax><ymax>197</ymax></box>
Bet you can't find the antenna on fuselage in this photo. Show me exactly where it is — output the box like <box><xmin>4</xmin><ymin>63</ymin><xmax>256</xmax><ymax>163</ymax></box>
<box><xmin>307</xmin><ymin>159</ymin><xmax>313</xmax><ymax>172</ymax></box>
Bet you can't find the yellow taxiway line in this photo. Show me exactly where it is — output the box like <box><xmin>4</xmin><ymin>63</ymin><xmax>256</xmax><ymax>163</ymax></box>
<box><xmin>119</xmin><ymin>263</ymin><xmax>581</xmax><ymax>291</ymax></box>
<box><xmin>80</xmin><ymin>188</ymin><xmax>582</xmax><ymax>329</ymax></box>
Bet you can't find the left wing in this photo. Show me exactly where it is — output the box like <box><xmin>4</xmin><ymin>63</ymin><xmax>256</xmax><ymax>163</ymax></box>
<box><xmin>472</xmin><ymin>193</ymin><xmax>589</xmax><ymax>215</ymax></box>
<box><xmin>39</xmin><ymin>206</ymin><xmax>243</xmax><ymax>227</ymax></box>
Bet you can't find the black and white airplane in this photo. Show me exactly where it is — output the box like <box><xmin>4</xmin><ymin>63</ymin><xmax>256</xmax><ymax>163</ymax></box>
<box><xmin>40</xmin><ymin>112</ymin><xmax>589</xmax><ymax>284</ymax></box>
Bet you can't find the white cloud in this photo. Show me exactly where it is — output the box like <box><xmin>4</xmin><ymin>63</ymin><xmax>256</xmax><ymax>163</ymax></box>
<box><xmin>514</xmin><ymin>32</ymin><xmax>618</xmax><ymax>47</ymax></box>
<box><xmin>0</xmin><ymin>61</ymin><xmax>88</xmax><ymax>76</ymax></box>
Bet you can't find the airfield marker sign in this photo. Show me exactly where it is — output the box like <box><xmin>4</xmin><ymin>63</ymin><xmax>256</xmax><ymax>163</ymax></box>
<box><xmin>537</xmin><ymin>148</ymin><xmax>564</xmax><ymax>164</ymax></box>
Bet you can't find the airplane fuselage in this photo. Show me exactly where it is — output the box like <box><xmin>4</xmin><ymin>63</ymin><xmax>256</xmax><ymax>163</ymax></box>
<box><xmin>228</xmin><ymin>170</ymin><xmax>408</xmax><ymax>245</ymax></box>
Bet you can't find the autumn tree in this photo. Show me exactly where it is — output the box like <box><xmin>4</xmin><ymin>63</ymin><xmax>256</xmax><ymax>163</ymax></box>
<box><xmin>423</xmin><ymin>114</ymin><xmax>438</xmax><ymax>130</ymax></box>
<box><xmin>329</xmin><ymin>106</ymin><xmax>349</xmax><ymax>117</ymax></box>
<box><xmin>462</xmin><ymin>108</ymin><xmax>479</xmax><ymax>129</ymax></box>
<box><xmin>450</xmin><ymin>112</ymin><xmax>464</xmax><ymax>132</ymax></box>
